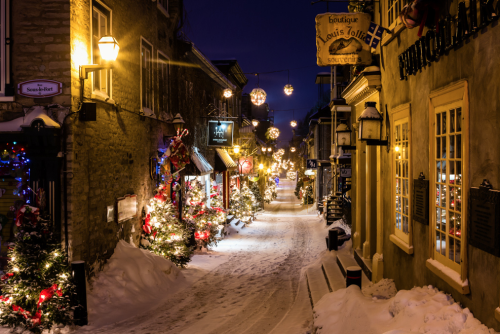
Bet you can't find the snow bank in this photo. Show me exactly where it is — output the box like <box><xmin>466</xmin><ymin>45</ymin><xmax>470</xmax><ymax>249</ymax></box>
<box><xmin>86</xmin><ymin>240</ymin><xmax>187</xmax><ymax>327</ymax></box>
<box><xmin>314</xmin><ymin>281</ymin><xmax>498</xmax><ymax>334</ymax></box>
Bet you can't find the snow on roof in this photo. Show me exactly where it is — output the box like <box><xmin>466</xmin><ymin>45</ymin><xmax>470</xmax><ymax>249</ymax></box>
<box><xmin>0</xmin><ymin>106</ymin><xmax>60</xmax><ymax>132</ymax></box>
<box><xmin>191</xmin><ymin>147</ymin><xmax>213</xmax><ymax>176</ymax></box>
<box><xmin>215</xmin><ymin>148</ymin><xmax>237</xmax><ymax>168</ymax></box>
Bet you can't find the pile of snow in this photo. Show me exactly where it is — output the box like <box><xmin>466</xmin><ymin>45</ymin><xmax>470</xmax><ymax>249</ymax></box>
<box><xmin>362</xmin><ymin>278</ymin><xmax>398</xmax><ymax>300</ymax></box>
<box><xmin>314</xmin><ymin>280</ymin><xmax>498</xmax><ymax>334</ymax></box>
<box><xmin>86</xmin><ymin>241</ymin><xmax>187</xmax><ymax>327</ymax></box>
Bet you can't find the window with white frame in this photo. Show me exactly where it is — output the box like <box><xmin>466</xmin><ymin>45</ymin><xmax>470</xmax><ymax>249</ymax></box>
<box><xmin>387</xmin><ymin>0</ymin><xmax>408</xmax><ymax>27</ymax></box>
<box><xmin>394</xmin><ymin>117</ymin><xmax>410</xmax><ymax>242</ymax></box>
<box><xmin>92</xmin><ymin>2</ymin><xmax>111</xmax><ymax>95</ymax></box>
<box><xmin>158</xmin><ymin>54</ymin><xmax>169</xmax><ymax>116</ymax></box>
<box><xmin>433</xmin><ymin>102</ymin><xmax>464</xmax><ymax>273</ymax></box>
<box><xmin>141</xmin><ymin>40</ymin><xmax>153</xmax><ymax>113</ymax></box>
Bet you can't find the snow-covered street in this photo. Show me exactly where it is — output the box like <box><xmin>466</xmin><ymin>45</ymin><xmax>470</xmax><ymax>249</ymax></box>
<box><xmin>78</xmin><ymin>180</ymin><xmax>326</xmax><ymax>334</ymax></box>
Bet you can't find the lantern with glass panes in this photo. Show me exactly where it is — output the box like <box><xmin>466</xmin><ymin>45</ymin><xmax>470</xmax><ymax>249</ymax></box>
<box><xmin>357</xmin><ymin>102</ymin><xmax>388</xmax><ymax>146</ymax></box>
<box><xmin>336</xmin><ymin>123</ymin><xmax>352</xmax><ymax>146</ymax></box>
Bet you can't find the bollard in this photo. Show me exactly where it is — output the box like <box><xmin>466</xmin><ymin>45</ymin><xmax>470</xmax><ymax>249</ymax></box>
<box><xmin>328</xmin><ymin>229</ymin><xmax>339</xmax><ymax>251</ymax></box>
<box><xmin>71</xmin><ymin>261</ymin><xmax>88</xmax><ymax>326</ymax></box>
<box><xmin>346</xmin><ymin>266</ymin><xmax>362</xmax><ymax>289</ymax></box>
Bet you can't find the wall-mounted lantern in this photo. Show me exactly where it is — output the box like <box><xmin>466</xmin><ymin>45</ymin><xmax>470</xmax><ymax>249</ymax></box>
<box><xmin>290</xmin><ymin>147</ymin><xmax>296</xmax><ymax>152</ymax></box>
<box><xmin>252</xmin><ymin>119</ymin><xmax>259</xmax><ymax>127</ymax></box>
<box><xmin>336</xmin><ymin>123</ymin><xmax>352</xmax><ymax>147</ymax></box>
<box><xmin>172</xmin><ymin>113</ymin><xmax>185</xmax><ymax>133</ymax></box>
<box><xmin>358</xmin><ymin>102</ymin><xmax>388</xmax><ymax>146</ymax></box>
<box><xmin>80</xmin><ymin>36</ymin><xmax>119</xmax><ymax>79</ymax></box>
<box><xmin>233</xmin><ymin>145</ymin><xmax>240</xmax><ymax>154</ymax></box>
<box><xmin>223</xmin><ymin>88</ymin><xmax>232</xmax><ymax>98</ymax></box>
<box><xmin>267</xmin><ymin>147</ymin><xmax>272</xmax><ymax>152</ymax></box>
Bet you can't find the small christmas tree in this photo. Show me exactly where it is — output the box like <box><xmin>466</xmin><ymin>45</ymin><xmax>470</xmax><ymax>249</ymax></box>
<box><xmin>0</xmin><ymin>206</ymin><xmax>76</xmax><ymax>333</ymax></box>
<box><xmin>294</xmin><ymin>179</ymin><xmax>304</xmax><ymax>199</ymax></box>
<box><xmin>249</xmin><ymin>181</ymin><xmax>263</xmax><ymax>209</ymax></box>
<box><xmin>229</xmin><ymin>186</ymin><xmax>242</xmax><ymax>217</ymax></box>
<box><xmin>239</xmin><ymin>183</ymin><xmax>256</xmax><ymax>221</ymax></box>
<box><xmin>209</xmin><ymin>184</ymin><xmax>227</xmax><ymax>225</ymax></box>
<box><xmin>141</xmin><ymin>185</ymin><xmax>193</xmax><ymax>268</ymax></box>
<box><xmin>303</xmin><ymin>185</ymin><xmax>314</xmax><ymax>204</ymax></box>
<box><xmin>184</xmin><ymin>180</ymin><xmax>221</xmax><ymax>248</ymax></box>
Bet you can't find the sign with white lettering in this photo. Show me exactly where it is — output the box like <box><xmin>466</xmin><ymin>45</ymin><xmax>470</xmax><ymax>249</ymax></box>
<box><xmin>207</xmin><ymin>121</ymin><xmax>234</xmax><ymax>147</ymax></box>
<box><xmin>315</xmin><ymin>13</ymin><xmax>372</xmax><ymax>66</ymax></box>
<box><xmin>307</xmin><ymin>159</ymin><xmax>318</xmax><ymax>169</ymax></box>
<box><xmin>17</xmin><ymin>80</ymin><xmax>63</xmax><ymax>98</ymax></box>
<box><xmin>340</xmin><ymin>168</ymin><xmax>352</xmax><ymax>178</ymax></box>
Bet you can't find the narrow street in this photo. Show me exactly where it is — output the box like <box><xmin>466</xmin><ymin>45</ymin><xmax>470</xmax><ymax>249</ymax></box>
<box><xmin>79</xmin><ymin>180</ymin><xmax>327</xmax><ymax>334</ymax></box>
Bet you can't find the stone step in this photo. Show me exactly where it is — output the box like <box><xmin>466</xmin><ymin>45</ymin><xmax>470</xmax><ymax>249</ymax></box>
<box><xmin>306</xmin><ymin>266</ymin><xmax>330</xmax><ymax>306</ymax></box>
<box><xmin>336</xmin><ymin>253</ymin><xmax>371</xmax><ymax>287</ymax></box>
<box><xmin>322</xmin><ymin>257</ymin><xmax>346</xmax><ymax>291</ymax></box>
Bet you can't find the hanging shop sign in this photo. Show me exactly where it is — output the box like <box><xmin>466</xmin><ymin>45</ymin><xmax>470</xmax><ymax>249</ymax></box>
<box><xmin>315</xmin><ymin>12</ymin><xmax>372</xmax><ymax>66</ymax></box>
<box><xmin>238</xmin><ymin>156</ymin><xmax>254</xmax><ymax>174</ymax></box>
<box><xmin>207</xmin><ymin>121</ymin><xmax>234</xmax><ymax>147</ymax></box>
<box><xmin>17</xmin><ymin>80</ymin><xmax>63</xmax><ymax>98</ymax></box>
<box><xmin>340</xmin><ymin>168</ymin><xmax>352</xmax><ymax>178</ymax></box>
<box><xmin>116</xmin><ymin>194</ymin><xmax>137</xmax><ymax>223</ymax></box>
<box><xmin>398</xmin><ymin>1</ymin><xmax>499</xmax><ymax>80</ymax></box>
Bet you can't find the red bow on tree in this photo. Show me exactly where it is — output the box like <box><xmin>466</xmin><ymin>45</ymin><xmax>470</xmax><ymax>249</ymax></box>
<box><xmin>194</xmin><ymin>231</ymin><xmax>210</xmax><ymax>240</ymax></box>
<box><xmin>37</xmin><ymin>284</ymin><xmax>62</xmax><ymax>307</ymax></box>
<box><xmin>15</xmin><ymin>205</ymin><xmax>39</xmax><ymax>227</ymax></box>
<box><xmin>1</xmin><ymin>273</ymin><xmax>13</xmax><ymax>280</ymax></box>
<box><xmin>12</xmin><ymin>305</ymin><xmax>31</xmax><ymax>319</ymax></box>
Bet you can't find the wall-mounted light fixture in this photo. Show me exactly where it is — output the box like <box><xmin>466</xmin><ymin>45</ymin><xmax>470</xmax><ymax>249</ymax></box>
<box><xmin>358</xmin><ymin>102</ymin><xmax>388</xmax><ymax>146</ymax></box>
<box><xmin>172</xmin><ymin>113</ymin><xmax>185</xmax><ymax>133</ymax></box>
<box><xmin>336</xmin><ymin>123</ymin><xmax>354</xmax><ymax>148</ymax></box>
<box><xmin>233</xmin><ymin>145</ymin><xmax>240</xmax><ymax>154</ymax></box>
<box><xmin>252</xmin><ymin>119</ymin><xmax>259</xmax><ymax>127</ymax></box>
<box><xmin>80</xmin><ymin>36</ymin><xmax>119</xmax><ymax>80</ymax></box>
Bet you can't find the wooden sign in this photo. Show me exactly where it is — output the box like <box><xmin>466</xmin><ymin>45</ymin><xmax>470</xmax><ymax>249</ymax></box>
<box><xmin>116</xmin><ymin>194</ymin><xmax>137</xmax><ymax>223</ymax></box>
<box><xmin>413</xmin><ymin>174</ymin><xmax>429</xmax><ymax>225</ymax></box>
<box><xmin>315</xmin><ymin>13</ymin><xmax>372</xmax><ymax>66</ymax></box>
<box><xmin>18</xmin><ymin>79</ymin><xmax>63</xmax><ymax>98</ymax></box>
<box><xmin>469</xmin><ymin>180</ymin><xmax>500</xmax><ymax>257</ymax></box>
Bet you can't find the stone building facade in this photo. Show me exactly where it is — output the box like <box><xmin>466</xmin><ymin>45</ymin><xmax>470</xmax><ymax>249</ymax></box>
<box><xmin>0</xmin><ymin>0</ymin><xmax>244</xmax><ymax>278</ymax></box>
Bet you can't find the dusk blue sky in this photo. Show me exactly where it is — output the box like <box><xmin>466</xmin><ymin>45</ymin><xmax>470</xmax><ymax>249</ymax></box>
<box><xmin>183</xmin><ymin>0</ymin><xmax>348</xmax><ymax>144</ymax></box>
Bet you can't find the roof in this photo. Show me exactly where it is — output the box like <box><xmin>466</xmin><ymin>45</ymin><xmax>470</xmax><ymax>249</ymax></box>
<box><xmin>190</xmin><ymin>147</ymin><xmax>213</xmax><ymax>176</ymax></box>
<box><xmin>212</xmin><ymin>60</ymin><xmax>248</xmax><ymax>89</ymax></box>
<box><xmin>215</xmin><ymin>148</ymin><xmax>237</xmax><ymax>169</ymax></box>
<box><xmin>0</xmin><ymin>106</ymin><xmax>60</xmax><ymax>132</ymax></box>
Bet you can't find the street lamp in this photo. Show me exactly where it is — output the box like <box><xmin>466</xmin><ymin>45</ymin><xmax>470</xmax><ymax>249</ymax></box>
<box><xmin>291</xmin><ymin>147</ymin><xmax>296</xmax><ymax>152</ymax></box>
<box><xmin>336</xmin><ymin>123</ymin><xmax>352</xmax><ymax>146</ymax></box>
<box><xmin>267</xmin><ymin>147</ymin><xmax>272</xmax><ymax>152</ymax></box>
<box><xmin>259</xmin><ymin>163</ymin><xmax>264</xmax><ymax>170</ymax></box>
<box><xmin>233</xmin><ymin>145</ymin><xmax>240</xmax><ymax>154</ymax></box>
<box><xmin>172</xmin><ymin>113</ymin><xmax>185</xmax><ymax>133</ymax></box>
<box><xmin>267</xmin><ymin>168</ymin><xmax>271</xmax><ymax>173</ymax></box>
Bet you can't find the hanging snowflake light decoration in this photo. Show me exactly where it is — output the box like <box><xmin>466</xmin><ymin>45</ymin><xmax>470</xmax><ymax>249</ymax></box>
<box><xmin>266</xmin><ymin>127</ymin><xmax>280</xmax><ymax>140</ymax></box>
<box><xmin>223</xmin><ymin>88</ymin><xmax>233</xmax><ymax>98</ymax></box>
<box><xmin>284</xmin><ymin>84</ymin><xmax>294</xmax><ymax>96</ymax></box>
<box><xmin>250</xmin><ymin>88</ymin><xmax>266</xmax><ymax>106</ymax></box>
<box><xmin>290</xmin><ymin>120</ymin><xmax>297</xmax><ymax>127</ymax></box>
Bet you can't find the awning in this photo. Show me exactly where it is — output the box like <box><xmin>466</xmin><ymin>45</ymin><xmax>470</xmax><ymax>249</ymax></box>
<box><xmin>214</xmin><ymin>148</ymin><xmax>236</xmax><ymax>172</ymax></box>
<box><xmin>187</xmin><ymin>147</ymin><xmax>213</xmax><ymax>176</ymax></box>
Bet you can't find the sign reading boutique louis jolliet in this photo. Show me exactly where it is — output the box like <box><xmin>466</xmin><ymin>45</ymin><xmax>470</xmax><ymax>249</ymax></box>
<box><xmin>17</xmin><ymin>79</ymin><xmax>63</xmax><ymax>98</ymax></box>
<box><xmin>316</xmin><ymin>13</ymin><xmax>372</xmax><ymax>66</ymax></box>
<box><xmin>207</xmin><ymin>120</ymin><xmax>234</xmax><ymax>147</ymax></box>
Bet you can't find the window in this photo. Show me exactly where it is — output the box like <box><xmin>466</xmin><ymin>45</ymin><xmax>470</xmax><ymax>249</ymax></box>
<box><xmin>92</xmin><ymin>2</ymin><xmax>111</xmax><ymax>96</ymax></box>
<box><xmin>157</xmin><ymin>0</ymin><xmax>169</xmax><ymax>17</ymax></box>
<box><xmin>158</xmin><ymin>54</ymin><xmax>169</xmax><ymax>117</ymax></box>
<box><xmin>434</xmin><ymin>102</ymin><xmax>464</xmax><ymax>273</ymax></box>
<box><xmin>141</xmin><ymin>39</ymin><xmax>153</xmax><ymax>114</ymax></box>
<box><xmin>427</xmin><ymin>80</ymin><xmax>469</xmax><ymax>293</ymax></box>
<box><xmin>387</xmin><ymin>0</ymin><xmax>408</xmax><ymax>28</ymax></box>
<box><xmin>390</xmin><ymin>104</ymin><xmax>412</xmax><ymax>253</ymax></box>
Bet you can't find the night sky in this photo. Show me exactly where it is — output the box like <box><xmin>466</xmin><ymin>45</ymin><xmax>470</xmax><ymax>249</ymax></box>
<box><xmin>183</xmin><ymin>0</ymin><xmax>348</xmax><ymax>144</ymax></box>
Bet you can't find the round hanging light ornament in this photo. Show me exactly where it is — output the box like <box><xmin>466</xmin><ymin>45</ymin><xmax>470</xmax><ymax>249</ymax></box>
<box><xmin>284</xmin><ymin>84</ymin><xmax>294</xmax><ymax>96</ymax></box>
<box><xmin>291</xmin><ymin>147</ymin><xmax>296</xmax><ymax>152</ymax></box>
<box><xmin>252</xmin><ymin>119</ymin><xmax>259</xmax><ymax>127</ymax></box>
<box><xmin>250</xmin><ymin>88</ymin><xmax>266</xmax><ymax>106</ymax></box>
<box><xmin>290</xmin><ymin>120</ymin><xmax>297</xmax><ymax>127</ymax></box>
<box><xmin>223</xmin><ymin>88</ymin><xmax>233</xmax><ymax>98</ymax></box>
<box><xmin>267</xmin><ymin>127</ymin><xmax>280</xmax><ymax>140</ymax></box>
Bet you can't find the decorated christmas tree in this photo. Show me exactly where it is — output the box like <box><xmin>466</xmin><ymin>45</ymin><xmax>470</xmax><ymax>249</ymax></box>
<box><xmin>141</xmin><ymin>185</ymin><xmax>193</xmax><ymax>268</ymax></box>
<box><xmin>229</xmin><ymin>186</ymin><xmax>242</xmax><ymax>217</ymax></box>
<box><xmin>184</xmin><ymin>180</ymin><xmax>221</xmax><ymax>248</ymax></box>
<box><xmin>0</xmin><ymin>205</ymin><xmax>76</xmax><ymax>333</ymax></box>
<box><xmin>303</xmin><ymin>185</ymin><xmax>314</xmax><ymax>204</ymax></box>
<box><xmin>239</xmin><ymin>183</ymin><xmax>256</xmax><ymax>221</ymax></box>
<box><xmin>209</xmin><ymin>184</ymin><xmax>227</xmax><ymax>226</ymax></box>
<box><xmin>249</xmin><ymin>181</ymin><xmax>263</xmax><ymax>209</ymax></box>
<box><xmin>264</xmin><ymin>185</ymin><xmax>273</xmax><ymax>204</ymax></box>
